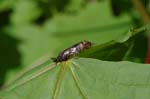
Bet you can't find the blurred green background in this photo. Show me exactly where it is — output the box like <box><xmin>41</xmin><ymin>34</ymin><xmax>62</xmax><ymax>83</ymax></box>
<box><xmin>0</xmin><ymin>0</ymin><xmax>149</xmax><ymax>88</ymax></box>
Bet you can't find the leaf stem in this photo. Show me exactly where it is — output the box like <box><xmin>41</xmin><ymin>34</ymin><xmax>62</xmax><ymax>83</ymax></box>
<box><xmin>6</xmin><ymin>63</ymin><xmax>56</xmax><ymax>90</ymax></box>
<box><xmin>132</xmin><ymin>0</ymin><xmax>150</xmax><ymax>63</ymax></box>
<box><xmin>5</xmin><ymin>54</ymin><xmax>51</xmax><ymax>87</ymax></box>
<box><xmin>52</xmin><ymin>62</ymin><xmax>68</xmax><ymax>99</ymax></box>
<box><xmin>69</xmin><ymin>64</ymin><xmax>87</xmax><ymax>99</ymax></box>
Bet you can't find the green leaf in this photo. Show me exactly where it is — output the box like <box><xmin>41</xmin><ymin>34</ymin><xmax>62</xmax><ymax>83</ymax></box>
<box><xmin>65</xmin><ymin>0</ymin><xmax>83</xmax><ymax>12</ymax></box>
<box><xmin>10</xmin><ymin>0</ymin><xmax>41</xmax><ymax>25</ymax></box>
<box><xmin>0</xmin><ymin>0</ymin><xmax>14</xmax><ymax>11</ymax></box>
<box><xmin>49</xmin><ymin>1</ymin><xmax>132</xmax><ymax>50</ymax></box>
<box><xmin>1</xmin><ymin>58</ymin><xmax>150</xmax><ymax>99</ymax></box>
<box><xmin>4</xmin><ymin>24</ymin><xmax>59</xmax><ymax>85</ymax></box>
<box><xmin>79</xmin><ymin>25</ymin><xmax>150</xmax><ymax>62</ymax></box>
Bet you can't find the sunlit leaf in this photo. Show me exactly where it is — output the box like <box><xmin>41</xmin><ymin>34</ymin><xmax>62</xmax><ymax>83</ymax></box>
<box><xmin>1</xmin><ymin>58</ymin><xmax>150</xmax><ymax>99</ymax></box>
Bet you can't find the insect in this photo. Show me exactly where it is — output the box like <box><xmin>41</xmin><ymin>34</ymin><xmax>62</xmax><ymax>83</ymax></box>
<box><xmin>51</xmin><ymin>40</ymin><xmax>92</xmax><ymax>63</ymax></box>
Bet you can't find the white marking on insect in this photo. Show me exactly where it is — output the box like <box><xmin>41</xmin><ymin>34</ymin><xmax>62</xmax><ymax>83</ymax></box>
<box><xmin>71</xmin><ymin>48</ymin><xmax>77</xmax><ymax>53</ymax></box>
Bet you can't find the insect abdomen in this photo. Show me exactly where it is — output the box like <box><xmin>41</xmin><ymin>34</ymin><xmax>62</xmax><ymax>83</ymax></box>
<box><xmin>52</xmin><ymin>40</ymin><xmax>92</xmax><ymax>63</ymax></box>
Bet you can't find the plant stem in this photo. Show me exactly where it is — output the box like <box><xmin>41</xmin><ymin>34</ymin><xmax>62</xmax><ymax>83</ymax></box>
<box><xmin>53</xmin><ymin>62</ymin><xmax>68</xmax><ymax>99</ymax></box>
<box><xmin>132</xmin><ymin>0</ymin><xmax>150</xmax><ymax>63</ymax></box>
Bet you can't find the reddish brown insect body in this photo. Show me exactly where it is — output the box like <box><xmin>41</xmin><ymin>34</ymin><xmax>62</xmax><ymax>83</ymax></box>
<box><xmin>51</xmin><ymin>40</ymin><xmax>92</xmax><ymax>63</ymax></box>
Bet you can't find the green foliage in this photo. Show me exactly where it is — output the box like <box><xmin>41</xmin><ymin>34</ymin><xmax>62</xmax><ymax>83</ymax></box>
<box><xmin>11</xmin><ymin>0</ymin><xmax>41</xmax><ymax>25</ymax></box>
<box><xmin>0</xmin><ymin>0</ymin><xmax>149</xmax><ymax>98</ymax></box>
<box><xmin>1</xmin><ymin>58</ymin><xmax>150</xmax><ymax>99</ymax></box>
<box><xmin>0</xmin><ymin>24</ymin><xmax>149</xmax><ymax>98</ymax></box>
<box><xmin>80</xmin><ymin>25</ymin><xmax>148</xmax><ymax>62</ymax></box>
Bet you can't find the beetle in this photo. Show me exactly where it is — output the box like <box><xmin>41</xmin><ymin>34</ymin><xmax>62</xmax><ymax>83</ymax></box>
<box><xmin>51</xmin><ymin>40</ymin><xmax>92</xmax><ymax>63</ymax></box>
